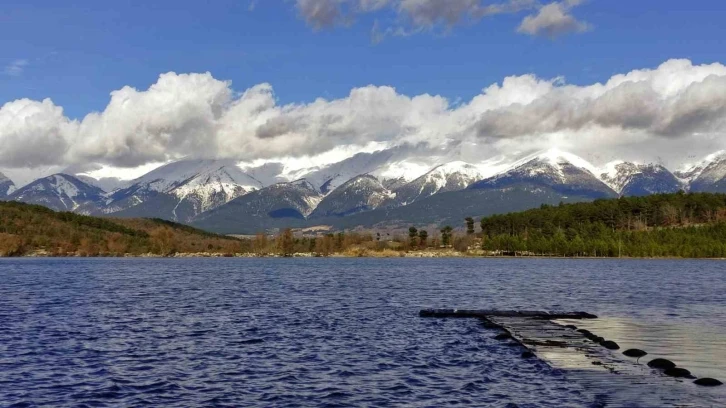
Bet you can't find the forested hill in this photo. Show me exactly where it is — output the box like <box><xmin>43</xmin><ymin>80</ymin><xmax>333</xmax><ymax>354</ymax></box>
<box><xmin>478</xmin><ymin>192</ymin><xmax>726</xmax><ymax>258</ymax></box>
<box><xmin>0</xmin><ymin>202</ymin><xmax>245</xmax><ymax>257</ymax></box>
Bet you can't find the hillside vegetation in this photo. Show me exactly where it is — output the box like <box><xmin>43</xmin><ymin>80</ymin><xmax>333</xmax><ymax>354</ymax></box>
<box><xmin>479</xmin><ymin>192</ymin><xmax>726</xmax><ymax>258</ymax></box>
<box><xmin>0</xmin><ymin>202</ymin><xmax>246</xmax><ymax>256</ymax></box>
<box><xmin>4</xmin><ymin>193</ymin><xmax>726</xmax><ymax>258</ymax></box>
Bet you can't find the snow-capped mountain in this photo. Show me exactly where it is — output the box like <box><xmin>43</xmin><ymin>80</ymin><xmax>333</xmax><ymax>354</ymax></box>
<box><xmin>685</xmin><ymin>151</ymin><xmax>726</xmax><ymax>193</ymax></box>
<box><xmin>0</xmin><ymin>172</ymin><xmax>15</xmax><ymax>198</ymax></box>
<box><xmin>383</xmin><ymin>161</ymin><xmax>483</xmax><ymax>208</ymax></box>
<box><xmin>193</xmin><ymin>179</ymin><xmax>323</xmax><ymax>233</ymax></box>
<box><xmin>9</xmin><ymin>174</ymin><xmax>105</xmax><ymax>213</ymax></box>
<box><xmin>8</xmin><ymin>147</ymin><xmax>726</xmax><ymax>234</ymax></box>
<box><xmin>104</xmin><ymin>159</ymin><xmax>263</xmax><ymax>221</ymax></box>
<box><xmin>299</xmin><ymin>150</ymin><xmax>428</xmax><ymax>194</ymax></box>
<box><xmin>299</xmin><ymin>151</ymin><xmax>397</xmax><ymax>194</ymax></box>
<box><xmin>600</xmin><ymin>161</ymin><xmax>683</xmax><ymax>196</ymax></box>
<box><xmin>469</xmin><ymin>149</ymin><xmax>617</xmax><ymax>199</ymax></box>
<box><xmin>309</xmin><ymin>175</ymin><xmax>392</xmax><ymax>218</ymax></box>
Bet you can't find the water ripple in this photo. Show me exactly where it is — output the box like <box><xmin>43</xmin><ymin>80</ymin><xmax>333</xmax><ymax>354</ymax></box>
<box><xmin>0</xmin><ymin>258</ymin><xmax>724</xmax><ymax>407</ymax></box>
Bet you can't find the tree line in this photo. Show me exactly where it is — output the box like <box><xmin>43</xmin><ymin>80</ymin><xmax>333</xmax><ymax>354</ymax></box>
<box><xmin>5</xmin><ymin>192</ymin><xmax>726</xmax><ymax>258</ymax></box>
<box><xmin>476</xmin><ymin>192</ymin><xmax>726</xmax><ymax>258</ymax></box>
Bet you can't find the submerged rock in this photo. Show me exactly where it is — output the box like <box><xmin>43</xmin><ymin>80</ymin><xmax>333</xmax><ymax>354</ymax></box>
<box><xmin>694</xmin><ymin>378</ymin><xmax>723</xmax><ymax>386</ymax></box>
<box><xmin>599</xmin><ymin>340</ymin><xmax>620</xmax><ymax>350</ymax></box>
<box><xmin>623</xmin><ymin>349</ymin><xmax>647</xmax><ymax>358</ymax></box>
<box><xmin>494</xmin><ymin>333</ymin><xmax>512</xmax><ymax>341</ymax></box>
<box><xmin>521</xmin><ymin>351</ymin><xmax>534</xmax><ymax>359</ymax></box>
<box><xmin>480</xmin><ymin>320</ymin><xmax>499</xmax><ymax>329</ymax></box>
<box><xmin>664</xmin><ymin>367</ymin><xmax>692</xmax><ymax>378</ymax></box>
<box><xmin>564</xmin><ymin>324</ymin><xmax>577</xmax><ymax>330</ymax></box>
<box><xmin>647</xmin><ymin>358</ymin><xmax>676</xmax><ymax>370</ymax></box>
<box><xmin>577</xmin><ymin>329</ymin><xmax>593</xmax><ymax>337</ymax></box>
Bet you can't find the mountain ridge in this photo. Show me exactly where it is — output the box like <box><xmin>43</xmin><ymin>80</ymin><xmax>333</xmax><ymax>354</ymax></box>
<box><xmin>5</xmin><ymin>149</ymin><xmax>726</xmax><ymax>234</ymax></box>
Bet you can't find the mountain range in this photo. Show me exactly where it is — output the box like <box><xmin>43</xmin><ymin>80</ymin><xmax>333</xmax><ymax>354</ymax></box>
<box><xmin>2</xmin><ymin>149</ymin><xmax>726</xmax><ymax>234</ymax></box>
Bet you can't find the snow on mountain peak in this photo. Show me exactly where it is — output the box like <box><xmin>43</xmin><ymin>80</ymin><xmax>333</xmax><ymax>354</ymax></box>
<box><xmin>371</xmin><ymin>161</ymin><xmax>431</xmax><ymax>183</ymax></box>
<box><xmin>10</xmin><ymin>173</ymin><xmax>104</xmax><ymax>213</ymax></box>
<box><xmin>430</xmin><ymin>161</ymin><xmax>480</xmax><ymax>175</ymax></box>
<box><xmin>496</xmin><ymin>148</ymin><xmax>599</xmax><ymax>182</ymax></box>
<box><xmin>49</xmin><ymin>174</ymin><xmax>81</xmax><ymax>198</ymax></box>
<box><xmin>678</xmin><ymin>150</ymin><xmax>726</xmax><ymax>184</ymax></box>
<box><xmin>420</xmin><ymin>161</ymin><xmax>483</xmax><ymax>191</ymax></box>
<box><xmin>122</xmin><ymin>159</ymin><xmax>259</xmax><ymax>193</ymax></box>
<box><xmin>171</xmin><ymin>166</ymin><xmax>262</xmax><ymax>213</ymax></box>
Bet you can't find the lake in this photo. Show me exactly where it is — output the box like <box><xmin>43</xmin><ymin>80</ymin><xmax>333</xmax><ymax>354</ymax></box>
<box><xmin>1</xmin><ymin>258</ymin><xmax>724</xmax><ymax>407</ymax></box>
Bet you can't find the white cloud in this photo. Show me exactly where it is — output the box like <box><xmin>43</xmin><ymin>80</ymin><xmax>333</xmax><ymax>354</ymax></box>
<box><xmin>469</xmin><ymin>59</ymin><xmax>726</xmax><ymax>139</ymax></box>
<box><xmin>517</xmin><ymin>1</ymin><xmax>591</xmax><ymax>38</ymax></box>
<box><xmin>0</xmin><ymin>98</ymin><xmax>73</xmax><ymax>167</ymax></box>
<box><xmin>297</xmin><ymin>0</ymin><xmax>553</xmax><ymax>38</ymax></box>
<box><xmin>1</xmin><ymin>59</ymin><xmax>726</xmax><ymax>178</ymax></box>
<box><xmin>71</xmin><ymin>72</ymin><xmax>232</xmax><ymax>167</ymax></box>
<box><xmin>3</xmin><ymin>59</ymin><xmax>29</xmax><ymax>76</ymax></box>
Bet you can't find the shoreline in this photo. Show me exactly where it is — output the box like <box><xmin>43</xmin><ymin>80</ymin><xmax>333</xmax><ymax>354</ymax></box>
<box><xmin>4</xmin><ymin>250</ymin><xmax>725</xmax><ymax>260</ymax></box>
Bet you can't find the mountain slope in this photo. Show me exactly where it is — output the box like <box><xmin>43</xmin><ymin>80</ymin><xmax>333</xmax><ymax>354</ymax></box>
<box><xmin>193</xmin><ymin>180</ymin><xmax>323</xmax><ymax>233</ymax></box>
<box><xmin>0</xmin><ymin>172</ymin><xmax>15</xmax><ymax>198</ymax></box>
<box><xmin>383</xmin><ymin>161</ymin><xmax>482</xmax><ymax>208</ymax></box>
<box><xmin>600</xmin><ymin>162</ymin><xmax>683</xmax><ymax>196</ymax></box>
<box><xmin>0</xmin><ymin>201</ymin><xmax>242</xmax><ymax>256</ymax></box>
<box><xmin>104</xmin><ymin>160</ymin><xmax>263</xmax><ymax>221</ymax></box>
<box><xmin>309</xmin><ymin>175</ymin><xmax>391</xmax><ymax>218</ymax></box>
<box><xmin>687</xmin><ymin>151</ymin><xmax>726</xmax><ymax>193</ymax></box>
<box><xmin>9</xmin><ymin>174</ymin><xmax>105</xmax><ymax>213</ymax></box>
<box><xmin>299</xmin><ymin>149</ymin><xmax>428</xmax><ymax>194</ymax></box>
<box><xmin>469</xmin><ymin>149</ymin><xmax>617</xmax><ymax>199</ymax></box>
<box><xmin>322</xmin><ymin>183</ymin><xmax>594</xmax><ymax>231</ymax></box>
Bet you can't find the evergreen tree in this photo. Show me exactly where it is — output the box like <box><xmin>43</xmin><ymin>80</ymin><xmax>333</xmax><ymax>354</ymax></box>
<box><xmin>465</xmin><ymin>217</ymin><xmax>475</xmax><ymax>235</ymax></box>
<box><xmin>409</xmin><ymin>227</ymin><xmax>418</xmax><ymax>247</ymax></box>
<box><xmin>440</xmin><ymin>226</ymin><xmax>453</xmax><ymax>247</ymax></box>
<box><xmin>418</xmin><ymin>230</ymin><xmax>428</xmax><ymax>248</ymax></box>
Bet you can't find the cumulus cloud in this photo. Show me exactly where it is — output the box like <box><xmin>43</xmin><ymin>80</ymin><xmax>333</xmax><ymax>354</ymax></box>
<box><xmin>0</xmin><ymin>98</ymin><xmax>73</xmax><ymax>167</ymax></box>
<box><xmin>517</xmin><ymin>0</ymin><xmax>590</xmax><ymax>37</ymax></box>
<box><xmin>1</xmin><ymin>59</ymin><xmax>726</xmax><ymax>174</ymax></box>
<box><xmin>3</xmin><ymin>59</ymin><xmax>29</xmax><ymax>76</ymax></box>
<box><xmin>470</xmin><ymin>59</ymin><xmax>726</xmax><ymax>138</ymax></box>
<box><xmin>71</xmin><ymin>72</ymin><xmax>232</xmax><ymax>167</ymax></box>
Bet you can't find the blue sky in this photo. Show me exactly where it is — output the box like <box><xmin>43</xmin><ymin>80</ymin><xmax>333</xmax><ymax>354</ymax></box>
<box><xmin>2</xmin><ymin>0</ymin><xmax>726</xmax><ymax>186</ymax></box>
<box><xmin>3</xmin><ymin>0</ymin><xmax>726</xmax><ymax>119</ymax></box>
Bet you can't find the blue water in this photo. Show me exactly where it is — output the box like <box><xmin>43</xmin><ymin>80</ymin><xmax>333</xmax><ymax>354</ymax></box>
<box><xmin>1</xmin><ymin>258</ymin><xmax>725</xmax><ymax>407</ymax></box>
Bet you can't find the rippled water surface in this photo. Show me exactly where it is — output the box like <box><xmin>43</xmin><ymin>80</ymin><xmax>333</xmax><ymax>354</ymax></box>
<box><xmin>1</xmin><ymin>258</ymin><xmax>725</xmax><ymax>407</ymax></box>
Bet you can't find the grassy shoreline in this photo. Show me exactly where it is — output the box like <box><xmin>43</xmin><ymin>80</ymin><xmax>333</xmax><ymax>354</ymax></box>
<box><xmin>6</xmin><ymin>249</ymin><xmax>725</xmax><ymax>260</ymax></box>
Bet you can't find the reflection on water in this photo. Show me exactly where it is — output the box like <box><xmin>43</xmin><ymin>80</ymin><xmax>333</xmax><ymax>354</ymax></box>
<box><xmin>562</xmin><ymin>316</ymin><xmax>726</xmax><ymax>380</ymax></box>
<box><xmin>0</xmin><ymin>257</ymin><xmax>724</xmax><ymax>407</ymax></box>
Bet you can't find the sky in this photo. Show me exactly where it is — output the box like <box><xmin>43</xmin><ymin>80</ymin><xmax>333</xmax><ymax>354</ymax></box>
<box><xmin>2</xmin><ymin>0</ymin><xmax>726</xmax><ymax>185</ymax></box>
